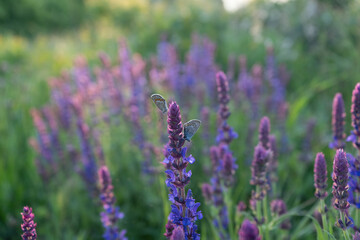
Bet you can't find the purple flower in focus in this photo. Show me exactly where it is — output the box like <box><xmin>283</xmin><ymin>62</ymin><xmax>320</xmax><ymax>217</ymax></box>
<box><xmin>163</xmin><ymin>102</ymin><xmax>202</xmax><ymax>240</ymax></box>
<box><xmin>347</xmin><ymin>153</ymin><xmax>360</xmax><ymax>208</ymax></box>
<box><xmin>238</xmin><ymin>219</ymin><xmax>261</xmax><ymax>240</ymax></box>
<box><xmin>314</xmin><ymin>152</ymin><xmax>328</xmax><ymax>199</ymax></box>
<box><xmin>171</xmin><ymin>226</ymin><xmax>185</xmax><ymax>240</ymax></box>
<box><xmin>98</xmin><ymin>166</ymin><xmax>127</xmax><ymax>240</ymax></box>
<box><xmin>329</xmin><ymin>93</ymin><xmax>346</xmax><ymax>149</ymax></box>
<box><xmin>332</xmin><ymin>149</ymin><xmax>352</xmax><ymax>229</ymax></box>
<box><xmin>21</xmin><ymin>206</ymin><xmax>37</xmax><ymax>240</ymax></box>
<box><xmin>348</xmin><ymin>83</ymin><xmax>360</xmax><ymax>149</ymax></box>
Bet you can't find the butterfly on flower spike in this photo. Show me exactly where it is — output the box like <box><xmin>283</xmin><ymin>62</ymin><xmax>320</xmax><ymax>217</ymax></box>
<box><xmin>150</xmin><ymin>94</ymin><xmax>168</xmax><ymax>114</ymax></box>
<box><xmin>150</xmin><ymin>94</ymin><xmax>201</xmax><ymax>141</ymax></box>
<box><xmin>183</xmin><ymin>119</ymin><xmax>201</xmax><ymax>142</ymax></box>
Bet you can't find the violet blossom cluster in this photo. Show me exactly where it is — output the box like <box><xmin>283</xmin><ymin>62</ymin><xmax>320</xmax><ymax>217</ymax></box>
<box><xmin>238</xmin><ymin>219</ymin><xmax>261</xmax><ymax>240</ymax></box>
<box><xmin>314</xmin><ymin>152</ymin><xmax>328</xmax><ymax>200</ymax></box>
<box><xmin>332</xmin><ymin>149</ymin><xmax>352</xmax><ymax>229</ymax></box>
<box><xmin>329</xmin><ymin>93</ymin><xmax>346</xmax><ymax>149</ymax></box>
<box><xmin>98</xmin><ymin>166</ymin><xmax>127</xmax><ymax>240</ymax></box>
<box><xmin>347</xmin><ymin>83</ymin><xmax>360</xmax><ymax>149</ymax></box>
<box><xmin>163</xmin><ymin>102</ymin><xmax>202</xmax><ymax>240</ymax></box>
<box><xmin>21</xmin><ymin>206</ymin><xmax>37</xmax><ymax>240</ymax></box>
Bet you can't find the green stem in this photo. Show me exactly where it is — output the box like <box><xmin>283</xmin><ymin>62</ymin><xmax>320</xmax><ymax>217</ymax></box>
<box><xmin>340</xmin><ymin>211</ymin><xmax>351</xmax><ymax>240</ymax></box>
<box><xmin>320</xmin><ymin>199</ymin><xmax>328</xmax><ymax>240</ymax></box>
<box><xmin>357</xmin><ymin>208</ymin><xmax>360</xmax><ymax>228</ymax></box>
<box><xmin>262</xmin><ymin>196</ymin><xmax>271</xmax><ymax>240</ymax></box>
<box><xmin>224</xmin><ymin>189</ymin><xmax>234</xmax><ymax>239</ymax></box>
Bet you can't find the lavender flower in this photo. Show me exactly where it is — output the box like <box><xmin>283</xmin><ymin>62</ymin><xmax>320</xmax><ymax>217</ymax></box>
<box><xmin>270</xmin><ymin>199</ymin><xmax>291</xmax><ymax>229</ymax></box>
<box><xmin>238</xmin><ymin>219</ymin><xmax>261</xmax><ymax>240</ymax></box>
<box><xmin>171</xmin><ymin>226</ymin><xmax>185</xmax><ymax>240</ymax></box>
<box><xmin>216</xmin><ymin>71</ymin><xmax>231</xmax><ymax>123</ymax></box>
<box><xmin>314</xmin><ymin>153</ymin><xmax>328</xmax><ymax>199</ymax></box>
<box><xmin>98</xmin><ymin>166</ymin><xmax>127</xmax><ymax>240</ymax></box>
<box><xmin>163</xmin><ymin>102</ymin><xmax>202</xmax><ymax>240</ymax></box>
<box><xmin>330</xmin><ymin>93</ymin><xmax>346</xmax><ymax>149</ymax></box>
<box><xmin>21</xmin><ymin>206</ymin><xmax>37</xmax><ymax>240</ymax></box>
<box><xmin>332</xmin><ymin>149</ymin><xmax>352</xmax><ymax>229</ymax></box>
<box><xmin>348</xmin><ymin>83</ymin><xmax>360</xmax><ymax>150</ymax></box>
<box><xmin>347</xmin><ymin>153</ymin><xmax>360</xmax><ymax>208</ymax></box>
<box><xmin>251</xmin><ymin>145</ymin><xmax>270</xmax><ymax>202</ymax></box>
<box><xmin>259</xmin><ymin>117</ymin><xmax>270</xmax><ymax>150</ymax></box>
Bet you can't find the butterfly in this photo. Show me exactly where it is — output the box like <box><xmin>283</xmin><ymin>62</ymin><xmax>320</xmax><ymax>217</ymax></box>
<box><xmin>150</xmin><ymin>94</ymin><xmax>168</xmax><ymax>113</ymax></box>
<box><xmin>183</xmin><ymin>119</ymin><xmax>201</xmax><ymax>142</ymax></box>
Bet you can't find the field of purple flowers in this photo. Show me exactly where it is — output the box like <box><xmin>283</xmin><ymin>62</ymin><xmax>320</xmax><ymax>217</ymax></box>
<box><xmin>2</xmin><ymin>0</ymin><xmax>360</xmax><ymax>240</ymax></box>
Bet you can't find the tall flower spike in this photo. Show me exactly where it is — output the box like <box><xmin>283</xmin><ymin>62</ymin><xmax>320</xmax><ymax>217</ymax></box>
<box><xmin>330</xmin><ymin>93</ymin><xmax>346</xmax><ymax>149</ymax></box>
<box><xmin>216</xmin><ymin>71</ymin><xmax>230</xmax><ymax>121</ymax></box>
<box><xmin>98</xmin><ymin>166</ymin><xmax>127</xmax><ymax>240</ymax></box>
<box><xmin>348</xmin><ymin>83</ymin><xmax>360</xmax><ymax>149</ymax></box>
<box><xmin>332</xmin><ymin>149</ymin><xmax>352</xmax><ymax>229</ymax></box>
<box><xmin>163</xmin><ymin>101</ymin><xmax>202</xmax><ymax>240</ymax></box>
<box><xmin>347</xmin><ymin>153</ymin><xmax>360</xmax><ymax>208</ymax></box>
<box><xmin>21</xmin><ymin>206</ymin><xmax>37</xmax><ymax>240</ymax></box>
<box><xmin>314</xmin><ymin>153</ymin><xmax>328</xmax><ymax>199</ymax></box>
<box><xmin>250</xmin><ymin>145</ymin><xmax>269</xmax><ymax>201</ymax></box>
<box><xmin>259</xmin><ymin>117</ymin><xmax>270</xmax><ymax>150</ymax></box>
<box><xmin>238</xmin><ymin>219</ymin><xmax>261</xmax><ymax>240</ymax></box>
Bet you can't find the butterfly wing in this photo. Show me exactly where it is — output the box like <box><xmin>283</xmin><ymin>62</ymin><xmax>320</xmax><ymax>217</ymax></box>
<box><xmin>150</xmin><ymin>94</ymin><xmax>168</xmax><ymax>113</ymax></box>
<box><xmin>183</xmin><ymin>119</ymin><xmax>201</xmax><ymax>141</ymax></box>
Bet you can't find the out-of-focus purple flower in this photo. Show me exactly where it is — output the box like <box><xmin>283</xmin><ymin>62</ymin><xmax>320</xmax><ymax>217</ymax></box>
<box><xmin>353</xmin><ymin>232</ymin><xmax>360</xmax><ymax>240</ymax></box>
<box><xmin>238</xmin><ymin>219</ymin><xmax>261</xmax><ymax>240</ymax></box>
<box><xmin>329</xmin><ymin>93</ymin><xmax>346</xmax><ymax>149</ymax></box>
<box><xmin>201</xmin><ymin>183</ymin><xmax>213</xmax><ymax>203</ymax></box>
<box><xmin>347</xmin><ymin>83</ymin><xmax>360</xmax><ymax>149</ymax></box>
<box><xmin>73</xmin><ymin>103</ymin><xmax>98</xmax><ymax>191</ymax></box>
<box><xmin>268</xmin><ymin>135</ymin><xmax>278</xmax><ymax>183</ymax></box>
<box><xmin>98</xmin><ymin>166</ymin><xmax>127</xmax><ymax>240</ymax></box>
<box><xmin>171</xmin><ymin>226</ymin><xmax>185</xmax><ymax>240</ymax></box>
<box><xmin>313</xmin><ymin>210</ymin><xmax>323</xmax><ymax>228</ymax></box>
<box><xmin>237</xmin><ymin>201</ymin><xmax>247</xmax><ymax>212</ymax></box>
<box><xmin>217</xmin><ymin>71</ymin><xmax>231</xmax><ymax>121</ymax></box>
<box><xmin>163</xmin><ymin>102</ymin><xmax>202</xmax><ymax>240</ymax></box>
<box><xmin>250</xmin><ymin>145</ymin><xmax>270</xmax><ymax>201</ymax></box>
<box><xmin>300</xmin><ymin>119</ymin><xmax>317</xmax><ymax>163</ymax></box>
<box><xmin>21</xmin><ymin>206</ymin><xmax>37</xmax><ymax>240</ymax></box>
<box><xmin>259</xmin><ymin>117</ymin><xmax>270</xmax><ymax>150</ymax></box>
<box><xmin>347</xmin><ymin>153</ymin><xmax>360</xmax><ymax>208</ymax></box>
<box><xmin>164</xmin><ymin>220</ymin><xmax>175</xmax><ymax>238</ymax></box>
<box><xmin>332</xmin><ymin>149</ymin><xmax>352</xmax><ymax>229</ymax></box>
<box><xmin>270</xmin><ymin>199</ymin><xmax>291</xmax><ymax>230</ymax></box>
<box><xmin>314</xmin><ymin>152</ymin><xmax>328</xmax><ymax>199</ymax></box>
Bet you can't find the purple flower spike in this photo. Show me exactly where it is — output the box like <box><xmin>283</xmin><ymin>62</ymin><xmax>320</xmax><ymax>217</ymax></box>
<box><xmin>237</xmin><ymin>201</ymin><xmax>247</xmax><ymax>212</ymax></box>
<box><xmin>98</xmin><ymin>166</ymin><xmax>127</xmax><ymax>240</ymax></box>
<box><xmin>250</xmin><ymin>145</ymin><xmax>270</xmax><ymax>201</ymax></box>
<box><xmin>238</xmin><ymin>219</ymin><xmax>261</xmax><ymax>240</ymax></box>
<box><xmin>332</xmin><ymin>149</ymin><xmax>353</xmax><ymax>229</ymax></box>
<box><xmin>259</xmin><ymin>117</ymin><xmax>270</xmax><ymax>150</ymax></box>
<box><xmin>21</xmin><ymin>206</ymin><xmax>37</xmax><ymax>240</ymax></box>
<box><xmin>314</xmin><ymin>153</ymin><xmax>328</xmax><ymax>199</ymax></box>
<box><xmin>329</xmin><ymin>93</ymin><xmax>346</xmax><ymax>149</ymax></box>
<box><xmin>216</xmin><ymin>71</ymin><xmax>231</xmax><ymax>121</ymax></box>
<box><xmin>348</xmin><ymin>83</ymin><xmax>360</xmax><ymax>149</ymax></box>
<box><xmin>332</xmin><ymin>149</ymin><xmax>350</xmax><ymax>211</ymax></box>
<box><xmin>171</xmin><ymin>226</ymin><xmax>185</xmax><ymax>240</ymax></box>
<box><xmin>167</xmin><ymin>102</ymin><xmax>185</xmax><ymax>158</ymax></box>
<box><xmin>164</xmin><ymin>101</ymin><xmax>202</xmax><ymax>239</ymax></box>
<box><xmin>270</xmin><ymin>199</ymin><xmax>291</xmax><ymax>229</ymax></box>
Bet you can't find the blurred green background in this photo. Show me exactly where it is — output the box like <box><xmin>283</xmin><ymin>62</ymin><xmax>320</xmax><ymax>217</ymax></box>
<box><xmin>1</xmin><ymin>0</ymin><xmax>360</xmax><ymax>239</ymax></box>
